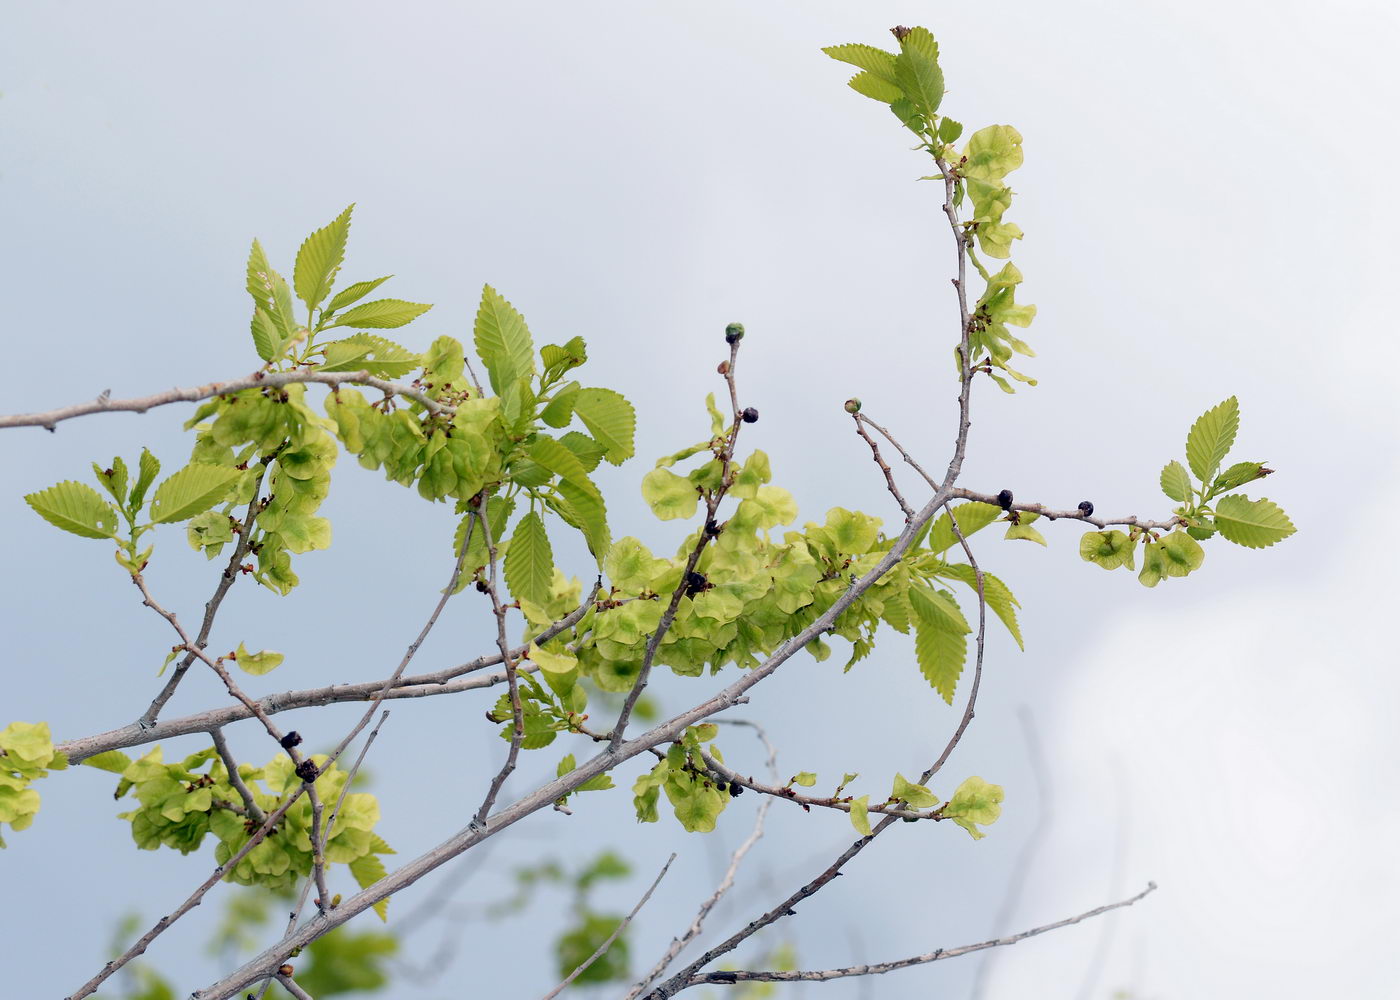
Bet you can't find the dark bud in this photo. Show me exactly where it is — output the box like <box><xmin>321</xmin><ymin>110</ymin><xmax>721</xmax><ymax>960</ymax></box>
<box><xmin>844</xmin><ymin>398</ymin><xmax>862</xmax><ymax>414</ymax></box>
<box><xmin>891</xmin><ymin>25</ymin><xmax>913</xmax><ymax>40</ymax></box>
<box><xmin>294</xmin><ymin>759</ymin><xmax>319</xmax><ymax>784</ymax></box>
<box><xmin>684</xmin><ymin>571</ymin><xmax>710</xmax><ymax>597</ymax></box>
<box><xmin>474</xmin><ymin>579</ymin><xmax>489</xmax><ymax>594</ymax></box>
<box><xmin>704</xmin><ymin>518</ymin><xmax>721</xmax><ymax>537</ymax></box>
<box><xmin>279</xmin><ymin>731</ymin><xmax>303</xmax><ymax>750</ymax></box>
<box><xmin>996</xmin><ymin>489</ymin><xmax>1014</xmax><ymax>510</ymax></box>
<box><xmin>724</xmin><ymin>322</ymin><xmax>745</xmax><ymax>344</ymax></box>
<box><xmin>729</xmin><ymin>782</ymin><xmax>743</xmax><ymax>797</ymax></box>
<box><xmin>1077</xmin><ymin>501</ymin><xmax>1095</xmax><ymax>517</ymax></box>
<box><xmin>741</xmin><ymin>407</ymin><xmax>759</xmax><ymax>424</ymax></box>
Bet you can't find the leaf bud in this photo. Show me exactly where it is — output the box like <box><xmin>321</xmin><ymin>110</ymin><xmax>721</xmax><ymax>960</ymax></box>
<box><xmin>279</xmin><ymin>731</ymin><xmax>303</xmax><ymax>749</ymax></box>
<box><xmin>1077</xmin><ymin>501</ymin><xmax>1095</xmax><ymax>517</ymax></box>
<box><xmin>724</xmin><ymin>322</ymin><xmax>745</xmax><ymax>344</ymax></box>
<box><xmin>279</xmin><ymin>965</ymin><xmax>295</xmax><ymax>977</ymax></box>
<box><xmin>996</xmin><ymin>489</ymin><xmax>1014</xmax><ymax>511</ymax></box>
<box><xmin>844</xmin><ymin>398</ymin><xmax>862</xmax><ymax>414</ymax></box>
<box><xmin>891</xmin><ymin>25</ymin><xmax>912</xmax><ymax>40</ymax></box>
<box><xmin>717</xmin><ymin>360</ymin><xmax>730</xmax><ymax>376</ymax></box>
<box><xmin>741</xmin><ymin>407</ymin><xmax>759</xmax><ymax>424</ymax></box>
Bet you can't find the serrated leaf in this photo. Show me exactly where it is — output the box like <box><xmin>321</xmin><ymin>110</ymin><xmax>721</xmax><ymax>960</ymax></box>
<box><xmin>894</xmin><ymin>26</ymin><xmax>944</xmax><ymax>118</ymax></box>
<box><xmin>504</xmin><ymin>511</ymin><xmax>553</xmax><ymax>605</ymax></box>
<box><xmin>1160</xmin><ymin>460</ymin><xmax>1193</xmax><ymax>503</ymax></box>
<box><xmin>908</xmin><ymin>585</ymin><xmax>970</xmax><ymax>635</ymax></box>
<box><xmin>294</xmin><ymin>204</ymin><xmax>353</xmax><ymax>314</ymax></box>
<box><xmin>330</xmin><ymin>298</ymin><xmax>432</xmax><ymax>330</ymax></box>
<box><xmin>25</xmin><ymin>481</ymin><xmax>118</xmax><ymax>539</ymax></box>
<box><xmin>233</xmin><ymin>642</ymin><xmax>284</xmax><ymax>676</ymax></box>
<box><xmin>541</xmin><ymin>381</ymin><xmax>580</xmax><ymax>429</ymax></box>
<box><xmin>92</xmin><ymin>456</ymin><xmax>129</xmax><ymax>505</ymax></box>
<box><xmin>1214</xmin><ymin>495</ymin><xmax>1296</xmax><ymax>549</ymax></box>
<box><xmin>573</xmin><ymin>388</ymin><xmax>635</xmax><ymax>465</ymax></box>
<box><xmin>927</xmin><ymin>502</ymin><xmax>1003</xmax><ymax>554</ymax></box>
<box><xmin>849</xmin><ymin>794</ymin><xmax>872</xmax><ymax>836</ymax></box>
<box><xmin>250</xmin><ymin>307</ymin><xmax>281</xmax><ymax>362</ymax></box>
<box><xmin>943</xmin><ymin>775</ymin><xmax>1004</xmax><ymax>840</ymax></box>
<box><xmin>350</xmin><ymin>853</ymin><xmax>391</xmax><ymax>920</ymax></box>
<box><xmin>528</xmin><ymin>437</ymin><xmax>598</xmax><ymax>496</ymax></box>
<box><xmin>847</xmin><ymin>71</ymin><xmax>903</xmax><ymax>104</ymax></box>
<box><xmin>933</xmin><ymin>565</ymin><xmax>1023</xmax><ymax>650</ymax></box>
<box><xmin>1211</xmin><ymin>461</ymin><xmax>1270</xmax><ymax>497</ymax></box>
<box><xmin>473</xmin><ymin>285</ymin><xmax>536</xmax><ymax>394</ymax></box>
<box><xmin>1185</xmin><ymin>396</ymin><xmax>1240</xmax><ymax>482</ymax></box>
<box><xmin>130</xmin><ymin>448</ymin><xmax>161</xmax><ymax>511</ymax></box>
<box><xmin>558</xmin><ymin>477</ymin><xmax>610</xmax><ymax>564</ymax></box>
<box><xmin>149</xmin><ymin>464</ymin><xmax>242</xmax><ymax>523</ymax></box>
<box><xmin>822</xmin><ymin>43</ymin><xmax>898</xmax><ymax>84</ymax></box>
<box><xmin>559</xmin><ymin>431</ymin><xmax>605</xmax><ymax>472</ymax></box>
<box><xmin>318</xmin><ymin>333</ymin><xmax>421</xmax><ymax>377</ymax></box>
<box><xmin>323</xmin><ymin>276</ymin><xmax>392</xmax><ymax>316</ymax></box>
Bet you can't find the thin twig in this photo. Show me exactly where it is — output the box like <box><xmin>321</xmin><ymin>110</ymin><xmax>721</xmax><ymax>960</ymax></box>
<box><xmin>681</xmin><ymin>884</ymin><xmax>1157</xmax><ymax>988</ymax></box>
<box><xmin>0</xmin><ymin>367</ymin><xmax>450</xmax><ymax>431</ymax></box>
<box><xmin>57</xmin><ymin>592</ymin><xmax>596</xmax><ymax>765</ymax></box>
<box><xmin>698</xmin><ymin>750</ymin><xmax>941</xmax><ymax>823</ymax></box>
<box><xmin>625</xmin><ymin>723</ymin><xmax>778</xmax><ymax>1000</ymax></box>
<box><xmin>63</xmin><ymin>789</ymin><xmax>305</xmax><ymax>1000</ymax></box>
<box><xmin>275</xmin><ymin>973</ymin><xmax>316</xmax><ymax>1000</ymax></box>
<box><xmin>141</xmin><ymin>448</ymin><xmax>280</xmax><ymax>726</ymax></box>
<box><xmin>539</xmin><ymin>854</ymin><xmax>677</xmax><ymax>1000</ymax></box>
<box><xmin>851</xmin><ymin>413</ymin><xmax>913</xmax><ymax>519</ymax></box>
<box><xmin>470</xmin><ymin>496</ymin><xmax>525</xmax><ymax>827</ymax></box>
<box><xmin>210</xmin><ymin>726</ymin><xmax>264</xmax><ymax>823</ymax></box>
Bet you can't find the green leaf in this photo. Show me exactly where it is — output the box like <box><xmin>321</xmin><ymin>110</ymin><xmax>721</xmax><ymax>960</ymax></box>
<box><xmin>505</xmin><ymin>511</ymin><xmax>554</xmax><ymax>605</ymax></box>
<box><xmin>891</xmin><ymin>773</ymin><xmax>938</xmax><ymax>809</ymax></box>
<box><xmin>92</xmin><ymin>457</ymin><xmax>129</xmax><ymax>505</ymax></box>
<box><xmin>330</xmin><ymin>298</ymin><xmax>432</xmax><ymax>330</ymax></box>
<box><xmin>937</xmin><ymin>116</ymin><xmax>964</xmax><ymax>143</ymax></box>
<box><xmin>233</xmin><ymin>642</ymin><xmax>284</xmax><ymax>676</ymax></box>
<box><xmin>1211</xmin><ymin>461</ymin><xmax>1271</xmax><ymax>497</ymax></box>
<box><xmin>822</xmin><ymin>43</ymin><xmax>898</xmax><ymax>84</ymax></box>
<box><xmin>1160</xmin><ymin>460</ymin><xmax>1193</xmax><ymax>503</ymax></box>
<box><xmin>847</xmin><ymin>71</ymin><xmax>903</xmax><ymax>104</ymax></box>
<box><xmin>149</xmin><ymin>464</ymin><xmax>243</xmax><ymax>524</ymax></box>
<box><xmin>573</xmin><ymin>388</ymin><xmax>636</xmax><ymax>465</ymax></box>
<box><xmin>246</xmin><ymin>239</ymin><xmax>275</xmax><ymax>309</ymax></box>
<box><xmin>130</xmin><ymin>448</ymin><xmax>161</xmax><ymax>511</ymax></box>
<box><xmin>793</xmin><ymin>772</ymin><xmax>817</xmax><ymax>788</ymax></box>
<box><xmin>1214</xmin><ymin>495</ymin><xmax>1296</xmax><ymax>549</ymax></box>
<box><xmin>349</xmin><ymin>853</ymin><xmax>391</xmax><ymax>921</ymax></box>
<box><xmin>849</xmin><ymin>794</ymin><xmax>872</xmax><ymax>836</ymax></box>
<box><xmin>1004</xmin><ymin>521</ymin><xmax>1046</xmax><ymax>546</ymax></box>
<box><xmin>249</xmin><ymin>307</ymin><xmax>280</xmax><ymax>363</ymax></box>
<box><xmin>894</xmin><ymin>26</ymin><xmax>944</xmax><ymax>119</ymax></box>
<box><xmin>323</xmin><ymin>275</ymin><xmax>392</xmax><ymax>317</ymax></box>
<box><xmin>909</xmin><ymin>587</ymin><xmax>968</xmax><ymax>705</ymax></box>
<box><xmin>641</xmin><ymin>467</ymin><xmax>699</xmax><ymax>521</ymax></box>
<box><xmin>1079</xmin><ymin>529</ymin><xmax>1135</xmax><ymax>571</ymax></box>
<box><xmin>473</xmin><ymin>285</ymin><xmax>536</xmax><ymax>395</ymax></box>
<box><xmin>1185</xmin><ymin>396</ymin><xmax>1240</xmax><ymax>482</ymax></box>
<box><xmin>81</xmin><ymin>750</ymin><xmax>133</xmax><ymax>774</ymax></box>
<box><xmin>557</xmin><ymin>477</ymin><xmax>611</xmax><ymax>564</ymax></box>
<box><xmin>24</xmin><ymin>481</ymin><xmax>118</xmax><ymax>539</ymax></box>
<box><xmin>294</xmin><ymin>205</ymin><xmax>353</xmax><ymax>314</ymax></box>
<box><xmin>319</xmin><ymin>333</ymin><xmax>421</xmax><ymax>377</ymax></box>
<box><xmin>927</xmin><ymin>502</ymin><xmax>1003</xmax><ymax>554</ymax></box>
<box><xmin>933</xmin><ymin>565</ymin><xmax>1023</xmax><ymax>650</ymax></box>
<box><xmin>528</xmin><ymin>437</ymin><xmax>598</xmax><ymax>496</ymax></box>
<box><xmin>943</xmin><ymin>775</ymin><xmax>1004</xmax><ymax>840</ymax></box>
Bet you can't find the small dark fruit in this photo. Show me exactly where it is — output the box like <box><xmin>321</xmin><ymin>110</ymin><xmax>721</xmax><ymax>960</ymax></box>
<box><xmin>741</xmin><ymin>407</ymin><xmax>759</xmax><ymax>423</ymax></box>
<box><xmin>996</xmin><ymin>489</ymin><xmax>1014</xmax><ymax>510</ymax></box>
<box><xmin>1077</xmin><ymin>501</ymin><xmax>1095</xmax><ymax>517</ymax></box>
<box><xmin>279</xmin><ymin>731</ymin><xmax>303</xmax><ymax>750</ymax></box>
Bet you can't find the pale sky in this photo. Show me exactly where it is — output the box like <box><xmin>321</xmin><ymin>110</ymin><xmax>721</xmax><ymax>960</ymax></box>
<box><xmin>2</xmin><ymin>2</ymin><xmax>1397</xmax><ymax>998</ymax></box>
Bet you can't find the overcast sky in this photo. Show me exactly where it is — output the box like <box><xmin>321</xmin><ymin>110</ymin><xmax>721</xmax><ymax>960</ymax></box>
<box><xmin>3</xmin><ymin>2</ymin><xmax>1398</xmax><ymax>998</ymax></box>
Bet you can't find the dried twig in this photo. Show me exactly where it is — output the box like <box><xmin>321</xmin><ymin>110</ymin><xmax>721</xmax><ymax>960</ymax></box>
<box><xmin>540</xmin><ymin>854</ymin><xmax>676</xmax><ymax>1000</ymax></box>
<box><xmin>210</xmin><ymin>726</ymin><xmax>264</xmax><ymax>824</ymax></box>
<box><xmin>0</xmin><ymin>367</ymin><xmax>450</xmax><ymax>432</ymax></box>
